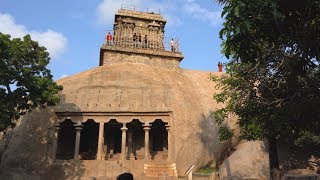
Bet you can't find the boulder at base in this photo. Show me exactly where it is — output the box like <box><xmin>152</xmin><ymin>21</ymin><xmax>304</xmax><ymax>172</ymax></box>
<box><xmin>218</xmin><ymin>141</ymin><xmax>270</xmax><ymax>179</ymax></box>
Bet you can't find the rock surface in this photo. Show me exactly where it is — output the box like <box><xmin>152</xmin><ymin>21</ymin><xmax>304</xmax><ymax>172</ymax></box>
<box><xmin>285</xmin><ymin>169</ymin><xmax>317</xmax><ymax>175</ymax></box>
<box><xmin>218</xmin><ymin>141</ymin><xmax>270</xmax><ymax>180</ymax></box>
<box><xmin>0</xmin><ymin>63</ymin><xmax>237</xmax><ymax>177</ymax></box>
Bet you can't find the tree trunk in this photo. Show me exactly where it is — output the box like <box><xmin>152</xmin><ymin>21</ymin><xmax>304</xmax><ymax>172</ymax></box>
<box><xmin>268</xmin><ymin>136</ymin><xmax>281</xmax><ymax>180</ymax></box>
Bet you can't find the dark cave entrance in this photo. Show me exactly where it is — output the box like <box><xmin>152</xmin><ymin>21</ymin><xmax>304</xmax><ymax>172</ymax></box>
<box><xmin>79</xmin><ymin>119</ymin><xmax>99</xmax><ymax>160</ymax></box>
<box><xmin>56</xmin><ymin>119</ymin><xmax>75</xmax><ymax>160</ymax></box>
<box><xmin>127</xmin><ymin>119</ymin><xmax>144</xmax><ymax>160</ymax></box>
<box><xmin>104</xmin><ymin>119</ymin><xmax>122</xmax><ymax>160</ymax></box>
<box><xmin>150</xmin><ymin>119</ymin><xmax>168</xmax><ymax>160</ymax></box>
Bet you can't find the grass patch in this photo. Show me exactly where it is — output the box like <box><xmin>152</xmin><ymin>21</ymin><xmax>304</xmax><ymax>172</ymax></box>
<box><xmin>196</xmin><ymin>167</ymin><xmax>216</xmax><ymax>174</ymax></box>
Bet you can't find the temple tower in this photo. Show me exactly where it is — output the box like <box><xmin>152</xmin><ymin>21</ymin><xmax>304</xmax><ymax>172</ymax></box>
<box><xmin>99</xmin><ymin>8</ymin><xmax>184</xmax><ymax>70</ymax></box>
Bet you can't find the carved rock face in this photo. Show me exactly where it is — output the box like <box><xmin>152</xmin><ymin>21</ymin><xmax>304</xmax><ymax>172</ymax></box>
<box><xmin>0</xmin><ymin>63</ymin><xmax>238</xmax><ymax>178</ymax></box>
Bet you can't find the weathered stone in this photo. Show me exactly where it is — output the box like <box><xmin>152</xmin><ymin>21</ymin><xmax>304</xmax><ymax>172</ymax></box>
<box><xmin>283</xmin><ymin>169</ymin><xmax>319</xmax><ymax>180</ymax></box>
<box><xmin>218</xmin><ymin>141</ymin><xmax>270</xmax><ymax>180</ymax></box>
<box><xmin>0</xmin><ymin>63</ymin><xmax>236</xmax><ymax>178</ymax></box>
<box><xmin>0</xmin><ymin>7</ymin><xmax>239</xmax><ymax>179</ymax></box>
<box><xmin>100</xmin><ymin>45</ymin><xmax>183</xmax><ymax>70</ymax></box>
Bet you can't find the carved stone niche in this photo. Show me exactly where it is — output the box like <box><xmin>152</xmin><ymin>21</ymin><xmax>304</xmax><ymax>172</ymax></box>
<box><xmin>148</xmin><ymin>26</ymin><xmax>160</xmax><ymax>32</ymax></box>
<box><xmin>148</xmin><ymin>20</ymin><xmax>160</xmax><ymax>28</ymax></box>
<box><xmin>113</xmin><ymin>22</ymin><xmax>119</xmax><ymax>30</ymax></box>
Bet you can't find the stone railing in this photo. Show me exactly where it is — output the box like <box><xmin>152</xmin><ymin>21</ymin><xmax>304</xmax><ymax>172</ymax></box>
<box><xmin>104</xmin><ymin>32</ymin><xmax>180</xmax><ymax>53</ymax></box>
<box><xmin>185</xmin><ymin>165</ymin><xmax>195</xmax><ymax>180</ymax></box>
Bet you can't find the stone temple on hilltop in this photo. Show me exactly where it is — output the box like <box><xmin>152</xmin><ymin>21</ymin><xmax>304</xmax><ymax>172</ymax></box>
<box><xmin>0</xmin><ymin>7</ymin><xmax>270</xmax><ymax>180</ymax></box>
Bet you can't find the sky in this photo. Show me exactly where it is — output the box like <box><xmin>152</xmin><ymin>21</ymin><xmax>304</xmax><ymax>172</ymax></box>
<box><xmin>0</xmin><ymin>0</ymin><xmax>227</xmax><ymax>80</ymax></box>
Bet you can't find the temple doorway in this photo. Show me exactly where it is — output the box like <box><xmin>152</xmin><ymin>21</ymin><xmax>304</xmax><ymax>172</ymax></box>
<box><xmin>127</xmin><ymin>119</ymin><xmax>144</xmax><ymax>160</ymax></box>
<box><xmin>150</xmin><ymin>119</ymin><xmax>168</xmax><ymax>160</ymax></box>
<box><xmin>104</xmin><ymin>119</ymin><xmax>122</xmax><ymax>160</ymax></box>
<box><xmin>79</xmin><ymin>120</ymin><xmax>99</xmax><ymax>160</ymax></box>
<box><xmin>56</xmin><ymin>119</ymin><xmax>75</xmax><ymax>160</ymax></box>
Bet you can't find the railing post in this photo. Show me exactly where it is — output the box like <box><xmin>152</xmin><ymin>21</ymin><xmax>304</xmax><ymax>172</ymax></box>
<box><xmin>185</xmin><ymin>165</ymin><xmax>195</xmax><ymax>180</ymax></box>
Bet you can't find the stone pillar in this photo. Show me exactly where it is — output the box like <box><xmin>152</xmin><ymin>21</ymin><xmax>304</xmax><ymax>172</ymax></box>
<box><xmin>166</xmin><ymin>125</ymin><xmax>171</xmax><ymax>161</ymax></box>
<box><xmin>120</xmin><ymin>123</ymin><xmax>128</xmax><ymax>160</ymax></box>
<box><xmin>74</xmin><ymin>123</ymin><xmax>84</xmax><ymax>160</ymax></box>
<box><xmin>143</xmin><ymin>123</ymin><xmax>151</xmax><ymax>160</ymax></box>
<box><xmin>127</xmin><ymin>132</ymin><xmax>135</xmax><ymax>160</ymax></box>
<box><xmin>52</xmin><ymin>124</ymin><xmax>61</xmax><ymax>161</ymax></box>
<box><xmin>97</xmin><ymin>122</ymin><xmax>104</xmax><ymax>160</ymax></box>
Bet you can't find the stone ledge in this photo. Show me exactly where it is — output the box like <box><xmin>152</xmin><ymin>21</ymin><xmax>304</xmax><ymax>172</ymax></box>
<box><xmin>100</xmin><ymin>45</ymin><xmax>184</xmax><ymax>60</ymax></box>
<box><xmin>116</xmin><ymin>9</ymin><xmax>166</xmax><ymax>22</ymax></box>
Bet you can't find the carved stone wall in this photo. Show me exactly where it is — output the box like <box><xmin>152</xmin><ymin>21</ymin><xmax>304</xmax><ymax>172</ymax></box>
<box><xmin>101</xmin><ymin>49</ymin><xmax>180</xmax><ymax>70</ymax></box>
<box><xmin>113</xmin><ymin>10</ymin><xmax>165</xmax><ymax>49</ymax></box>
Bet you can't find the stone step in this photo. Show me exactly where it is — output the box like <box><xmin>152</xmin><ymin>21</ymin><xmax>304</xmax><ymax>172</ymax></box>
<box><xmin>144</xmin><ymin>162</ymin><xmax>178</xmax><ymax>178</ymax></box>
<box><xmin>144</xmin><ymin>167</ymin><xmax>177</xmax><ymax>170</ymax></box>
<box><xmin>144</xmin><ymin>170</ymin><xmax>177</xmax><ymax>174</ymax></box>
<box><xmin>145</xmin><ymin>172</ymin><xmax>178</xmax><ymax>177</ymax></box>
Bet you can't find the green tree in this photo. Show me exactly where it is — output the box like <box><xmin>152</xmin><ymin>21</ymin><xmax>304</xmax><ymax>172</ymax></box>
<box><xmin>0</xmin><ymin>33</ymin><xmax>63</xmax><ymax>132</ymax></box>
<box><xmin>212</xmin><ymin>0</ymin><xmax>320</xmax><ymax>177</ymax></box>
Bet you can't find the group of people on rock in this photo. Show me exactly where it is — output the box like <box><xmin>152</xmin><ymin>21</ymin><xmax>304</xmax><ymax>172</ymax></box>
<box><xmin>132</xmin><ymin>33</ymin><xmax>148</xmax><ymax>48</ymax></box>
<box><xmin>105</xmin><ymin>32</ymin><xmax>177</xmax><ymax>52</ymax></box>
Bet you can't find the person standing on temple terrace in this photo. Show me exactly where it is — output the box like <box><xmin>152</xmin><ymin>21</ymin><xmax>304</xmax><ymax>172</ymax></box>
<box><xmin>138</xmin><ymin>33</ymin><xmax>142</xmax><ymax>48</ymax></box>
<box><xmin>133</xmin><ymin>33</ymin><xmax>137</xmax><ymax>47</ymax></box>
<box><xmin>106</xmin><ymin>32</ymin><xmax>113</xmax><ymax>45</ymax></box>
<box><xmin>144</xmin><ymin>35</ymin><xmax>148</xmax><ymax>48</ymax></box>
<box><xmin>170</xmin><ymin>38</ymin><xmax>175</xmax><ymax>51</ymax></box>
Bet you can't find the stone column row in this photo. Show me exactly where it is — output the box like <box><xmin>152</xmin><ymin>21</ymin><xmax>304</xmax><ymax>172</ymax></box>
<box><xmin>53</xmin><ymin>122</ymin><xmax>172</xmax><ymax>162</ymax></box>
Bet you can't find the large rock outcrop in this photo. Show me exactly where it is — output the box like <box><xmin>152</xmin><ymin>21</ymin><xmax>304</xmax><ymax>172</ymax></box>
<box><xmin>0</xmin><ymin>63</ymin><xmax>237</xmax><ymax>177</ymax></box>
<box><xmin>218</xmin><ymin>141</ymin><xmax>270</xmax><ymax>179</ymax></box>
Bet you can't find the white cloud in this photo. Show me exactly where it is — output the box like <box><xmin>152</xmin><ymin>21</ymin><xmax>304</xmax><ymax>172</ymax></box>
<box><xmin>182</xmin><ymin>1</ymin><xmax>222</xmax><ymax>26</ymax></box>
<box><xmin>96</xmin><ymin>0</ymin><xmax>223</xmax><ymax>28</ymax></box>
<box><xmin>96</xmin><ymin>0</ymin><xmax>123</xmax><ymax>25</ymax></box>
<box><xmin>0</xmin><ymin>13</ymin><xmax>67</xmax><ymax>59</ymax></box>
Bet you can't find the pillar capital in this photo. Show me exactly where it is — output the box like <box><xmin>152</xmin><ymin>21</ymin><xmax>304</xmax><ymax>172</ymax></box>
<box><xmin>74</xmin><ymin>124</ymin><xmax>84</xmax><ymax>131</ymax></box>
<box><xmin>143</xmin><ymin>125</ymin><xmax>151</xmax><ymax>131</ymax></box>
<box><xmin>55</xmin><ymin>125</ymin><xmax>61</xmax><ymax>131</ymax></box>
<box><xmin>121</xmin><ymin>126</ymin><xmax>128</xmax><ymax>131</ymax></box>
<box><xmin>121</xmin><ymin>123</ymin><xmax>128</xmax><ymax>131</ymax></box>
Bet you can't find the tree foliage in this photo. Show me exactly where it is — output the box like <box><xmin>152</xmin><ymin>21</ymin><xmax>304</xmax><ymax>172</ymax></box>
<box><xmin>0</xmin><ymin>33</ymin><xmax>63</xmax><ymax>132</ymax></box>
<box><xmin>212</xmin><ymin>0</ymin><xmax>320</xmax><ymax>170</ymax></box>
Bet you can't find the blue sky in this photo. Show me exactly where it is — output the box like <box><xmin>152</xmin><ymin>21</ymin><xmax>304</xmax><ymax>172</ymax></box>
<box><xmin>0</xmin><ymin>0</ymin><xmax>227</xmax><ymax>80</ymax></box>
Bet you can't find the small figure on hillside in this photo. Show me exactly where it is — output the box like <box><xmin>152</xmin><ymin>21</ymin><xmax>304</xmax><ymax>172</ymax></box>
<box><xmin>170</xmin><ymin>38</ymin><xmax>175</xmax><ymax>51</ymax></box>
<box><xmin>218</xmin><ymin>62</ymin><xmax>223</xmax><ymax>72</ymax></box>
<box><xmin>106</xmin><ymin>32</ymin><xmax>113</xmax><ymax>45</ymax></box>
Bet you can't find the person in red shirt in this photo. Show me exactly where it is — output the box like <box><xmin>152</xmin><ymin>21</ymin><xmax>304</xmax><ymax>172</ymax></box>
<box><xmin>106</xmin><ymin>32</ymin><xmax>113</xmax><ymax>45</ymax></box>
